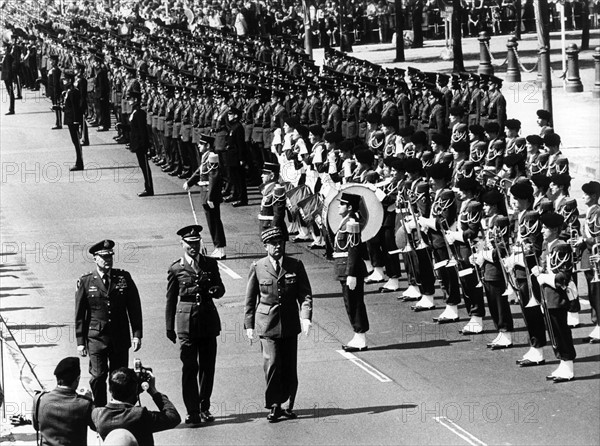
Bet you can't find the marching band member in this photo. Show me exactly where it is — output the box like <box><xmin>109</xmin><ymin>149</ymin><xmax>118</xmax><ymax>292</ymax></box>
<box><xmin>503</xmin><ymin>119</ymin><xmax>521</xmax><ymax>154</ymax></box>
<box><xmin>403</xmin><ymin>158</ymin><xmax>436</xmax><ymax>304</ymax></box>
<box><xmin>472</xmin><ymin>190</ymin><xmax>514</xmax><ymax>349</ymax></box>
<box><xmin>532</xmin><ymin>213</ymin><xmax>577</xmax><ymax>382</ymax></box>
<box><xmin>381</xmin><ymin>115</ymin><xmax>404</xmax><ymax>158</ymax></box>
<box><xmin>507</xmin><ymin>181</ymin><xmax>548</xmax><ymax>366</ymax></box>
<box><xmin>334</xmin><ymin>193</ymin><xmax>369</xmax><ymax>352</ymax></box>
<box><xmin>446</xmin><ymin>177</ymin><xmax>487</xmax><ymax>334</ymax></box>
<box><xmin>531</xmin><ymin>174</ymin><xmax>551</xmax><ymax>211</ymax></box>
<box><xmin>483</xmin><ymin>122</ymin><xmax>505</xmax><ymax>171</ymax></box>
<box><xmin>416</xmin><ymin>163</ymin><xmax>461</xmax><ymax>321</ymax></box>
<box><xmin>468</xmin><ymin>124</ymin><xmax>487</xmax><ymax>167</ymax></box>
<box><xmin>544</xmin><ymin>133</ymin><xmax>567</xmax><ymax>176</ymax></box>
<box><xmin>579</xmin><ymin>181</ymin><xmax>600</xmax><ymax>343</ymax></box>
<box><xmin>378</xmin><ymin>157</ymin><xmax>405</xmax><ymax>293</ymax></box>
<box><xmin>258</xmin><ymin>162</ymin><xmax>288</xmax><ymax>240</ymax></box>
<box><xmin>525</xmin><ymin>134</ymin><xmax>544</xmax><ymax>172</ymax></box>
<box><xmin>536</xmin><ymin>109</ymin><xmax>553</xmax><ymax>136</ymax></box>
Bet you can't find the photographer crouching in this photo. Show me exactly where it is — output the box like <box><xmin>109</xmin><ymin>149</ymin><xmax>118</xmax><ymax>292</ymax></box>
<box><xmin>91</xmin><ymin>367</ymin><xmax>180</xmax><ymax>446</ymax></box>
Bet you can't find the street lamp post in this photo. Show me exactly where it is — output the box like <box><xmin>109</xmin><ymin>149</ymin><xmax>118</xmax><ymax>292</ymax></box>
<box><xmin>395</xmin><ymin>0</ymin><xmax>405</xmax><ymax>62</ymax></box>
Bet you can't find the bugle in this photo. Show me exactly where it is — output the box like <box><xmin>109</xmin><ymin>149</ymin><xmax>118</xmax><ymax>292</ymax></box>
<box><xmin>532</xmin><ymin>255</ymin><xmax>559</xmax><ymax>351</ymax></box>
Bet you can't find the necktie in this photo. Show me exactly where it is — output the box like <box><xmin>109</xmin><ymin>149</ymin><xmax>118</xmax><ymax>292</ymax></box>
<box><xmin>103</xmin><ymin>275</ymin><xmax>110</xmax><ymax>290</ymax></box>
<box><xmin>275</xmin><ymin>260</ymin><xmax>280</xmax><ymax>275</ymax></box>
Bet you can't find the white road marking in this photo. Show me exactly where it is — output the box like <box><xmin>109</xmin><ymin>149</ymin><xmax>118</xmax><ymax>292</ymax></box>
<box><xmin>434</xmin><ymin>416</ymin><xmax>488</xmax><ymax>446</ymax></box>
<box><xmin>217</xmin><ymin>261</ymin><xmax>242</xmax><ymax>279</ymax></box>
<box><xmin>336</xmin><ymin>349</ymin><xmax>392</xmax><ymax>383</ymax></box>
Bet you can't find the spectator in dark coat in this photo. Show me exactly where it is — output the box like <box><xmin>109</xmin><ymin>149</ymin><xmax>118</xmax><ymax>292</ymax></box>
<box><xmin>1</xmin><ymin>42</ymin><xmax>15</xmax><ymax>115</ymax></box>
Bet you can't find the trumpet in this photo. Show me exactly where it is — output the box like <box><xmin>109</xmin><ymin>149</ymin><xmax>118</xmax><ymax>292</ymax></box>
<box><xmin>568</xmin><ymin>224</ymin><xmax>581</xmax><ymax>269</ymax></box>
<box><xmin>590</xmin><ymin>243</ymin><xmax>600</xmax><ymax>283</ymax></box>
<box><xmin>492</xmin><ymin>232</ymin><xmax>518</xmax><ymax>300</ymax></box>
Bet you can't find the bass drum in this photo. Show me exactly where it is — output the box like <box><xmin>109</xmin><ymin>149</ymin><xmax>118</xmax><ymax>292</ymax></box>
<box><xmin>326</xmin><ymin>183</ymin><xmax>384</xmax><ymax>242</ymax></box>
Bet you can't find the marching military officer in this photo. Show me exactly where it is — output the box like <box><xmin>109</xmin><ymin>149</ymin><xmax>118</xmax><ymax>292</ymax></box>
<box><xmin>244</xmin><ymin>227</ymin><xmax>313</xmax><ymax>422</ymax></box>
<box><xmin>75</xmin><ymin>240</ymin><xmax>143</xmax><ymax>407</ymax></box>
<box><xmin>166</xmin><ymin>225</ymin><xmax>225</xmax><ymax>424</ymax></box>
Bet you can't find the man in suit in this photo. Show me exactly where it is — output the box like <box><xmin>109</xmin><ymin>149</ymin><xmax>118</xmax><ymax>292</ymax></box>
<box><xmin>128</xmin><ymin>90</ymin><xmax>154</xmax><ymax>197</ymax></box>
<box><xmin>47</xmin><ymin>55</ymin><xmax>62</xmax><ymax>129</ymax></box>
<box><xmin>166</xmin><ymin>225</ymin><xmax>225</xmax><ymax>425</ymax></box>
<box><xmin>75</xmin><ymin>239</ymin><xmax>143</xmax><ymax>407</ymax></box>
<box><xmin>62</xmin><ymin>71</ymin><xmax>84</xmax><ymax>172</ymax></box>
<box><xmin>92</xmin><ymin>367</ymin><xmax>180</xmax><ymax>445</ymax></box>
<box><xmin>33</xmin><ymin>357</ymin><xmax>94</xmax><ymax>446</ymax></box>
<box><xmin>184</xmin><ymin>135</ymin><xmax>226</xmax><ymax>259</ymax></box>
<box><xmin>245</xmin><ymin>227</ymin><xmax>313</xmax><ymax>422</ymax></box>
<box><xmin>1</xmin><ymin>42</ymin><xmax>15</xmax><ymax>115</ymax></box>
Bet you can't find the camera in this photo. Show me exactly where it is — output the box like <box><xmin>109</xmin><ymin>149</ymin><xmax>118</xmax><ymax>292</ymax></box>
<box><xmin>133</xmin><ymin>358</ymin><xmax>152</xmax><ymax>391</ymax></box>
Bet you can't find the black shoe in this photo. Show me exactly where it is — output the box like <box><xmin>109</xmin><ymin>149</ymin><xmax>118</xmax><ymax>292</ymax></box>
<box><xmin>168</xmin><ymin>169</ymin><xmax>182</xmax><ymax>177</ymax></box>
<box><xmin>89</xmin><ymin>123</ymin><xmax>99</xmax><ymax>128</ymax></box>
<box><xmin>97</xmin><ymin>128</ymin><xmax>109</xmax><ymax>132</ymax></box>
<box><xmin>52</xmin><ymin>126</ymin><xmax>62</xmax><ymax>130</ymax></box>
<box><xmin>200</xmin><ymin>410</ymin><xmax>215</xmax><ymax>422</ymax></box>
<box><xmin>341</xmin><ymin>345</ymin><xmax>368</xmax><ymax>352</ymax></box>
<box><xmin>411</xmin><ymin>305</ymin><xmax>436</xmax><ymax>312</ymax></box>
<box><xmin>138</xmin><ymin>190</ymin><xmax>154</xmax><ymax>197</ymax></box>
<box><xmin>588</xmin><ymin>337</ymin><xmax>600</xmax><ymax>344</ymax></box>
<box><xmin>185</xmin><ymin>413</ymin><xmax>202</xmax><ymax>425</ymax></box>
<box><xmin>232</xmin><ymin>201</ymin><xmax>248</xmax><ymax>207</ymax></box>
<box><xmin>223</xmin><ymin>195</ymin><xmax>236</xmax><ymax>203</ymax></box>
<box><xmin>281</xmin><ymin>409</ymin><xmax>297</xmax><ymax>419</ymax></box>
<box><xmin>516</xmin><ymin>359</ymin><xmax>545</xmax><ymax>367</ymax></box>
<box><xmin>15</xmin><ymin>96</ymin><xmax>23</xmax><ymax>100</ymax></box>
<box><xmin>178</xmin><ymin>171</ymin><xmax>191</xmax><ymax>179</ymax></box>
<box><xmin>267</xmin><ymin>405</ymin><xmax>282</xmax><ymax>423</ymax></box>
<box><xmin>161</xmin><ymin>164</ymin><xmax>173</xmax><ymax>172</ymax></box>
<box><xmin>552</xmin><ymin>376</ymin><xmax>575</xmax><ymax>383</ymax></box>
<box><xmin>401</xmin><ymin>296</ymin><xmax>420</xmax><ymax>302</ymax></box>
<box><xmin>81</xmin><ymin>141</ymin><xmax>89</xmax><ymax>146</ymax></box>
<box><xmin>433</xmin><ymin>316</ymin><xmax>459</xmax><ymax>324</ymax></box>
<box><xmin>5</xmin><ymin>111</ymin><xmax>14</xmax><ymax>115</ymax></box>
<box><xmin>70</xmin><ymin>165</ymin><xmax>84</xmax><ymax>171</ymax></box>
<box><xmin>488</xmin><ymin>343</ymin><xmax>512</xmax><ymax>350</ymax></box>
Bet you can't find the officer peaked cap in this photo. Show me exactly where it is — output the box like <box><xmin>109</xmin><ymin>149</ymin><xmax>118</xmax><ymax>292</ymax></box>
<box><xmin>261</xmin><ymin>227</ymin><xmax>284</xmax><ymax>244</ymax></box>
<box><xmin>89</xmin><ymin>239</ymin><xmax>115</xmax><ymax>256</ymax></box>
<box><xmin>177</xmin><ymin>225</ymin><xmax>203</xmax><ymax>242</ymax></box>
<box><xmin>340</xmin><ymin>192</ymin><xmax>361</xmax><ymax>209</ymax></box>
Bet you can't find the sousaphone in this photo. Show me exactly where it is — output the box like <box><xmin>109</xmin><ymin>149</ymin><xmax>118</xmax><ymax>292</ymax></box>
<box><xmin>326</xmin><ymin>183</ymin><xmax>384</xmax><ymax>242</ymax></box>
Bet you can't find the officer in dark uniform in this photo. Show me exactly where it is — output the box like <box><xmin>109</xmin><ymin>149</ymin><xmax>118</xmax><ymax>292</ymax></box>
<box><xmin>75</xmin><ymin>240</ymin><xmax>143</xmax><ymax>407</ymax></box>
<box><xmin>62</xmin><ymin>70</ymin><xmax>84</xmax><ymax>171</ymax></box>
<box><xmin>165</xmin><ymin>225</ymin><xmax>225</xmax><ymax>425</ymax></box>
<box><xmin>47</xmin><ymin>54</ymin><xmax>63</xmax><ymax>129</ymax></box>
<box><xmin>128</xmin><ymin>90</ymin><xmax>154</xmax><ymax>197</ymax></box>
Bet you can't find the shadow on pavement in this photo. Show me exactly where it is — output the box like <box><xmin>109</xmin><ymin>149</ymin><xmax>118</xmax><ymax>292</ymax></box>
<box><xmin>0</xmin><ymin>307</ymin><xmax>44</xmax><ymax>312</ymax></box>
<box><xmin>361</xmin><ymin>338</ymin><xmax>472</xmax><ymax>351</ymax></box>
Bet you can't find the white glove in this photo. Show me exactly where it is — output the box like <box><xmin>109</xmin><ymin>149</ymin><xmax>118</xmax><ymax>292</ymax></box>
<box><xmin>301</xmin><ymin>319</ymin><xmax>312</xmax><ymax>336</ymax></box>
<box><xmin>346</xmin><ymin>276</ymin><xmax>357</xmax><ymax>290</ymax></box>
<box><xmin>471</xmin><ymin>252</ymin><xmax>484</xmax><ymax>267</ymax></box>
<box><xmin>537</xmin><ymin>273</ymin><xmax>555</xmax><ymax>288</ymax></box>
<box><xmin>445</xmin><ymin>231</ymin><xmax>456</xmax><ymax>244</ymax></box>
<box><xmin>77</xmin><ymin>345</ymin><xmax>87</xmax><ymax>357</ymax></box>
<box><xmin>482</xmin><ymin>249</ymin><xmax>495</xmax><ymax>263</ymax></box>
<box><xmin>404</xmin><ymin>217</ymin><xmax>416</xmax><ymax>231</ymax></box>
<box><xmin>207</xmin><ymin>200</ymin><xmax>215</xmax><ymax>209</ymax></box>
<box><xmin>531</xmin><ymin>265</ymin><xmax>541</xmax><ymax>276</ymax></box>
<box><xmin>183</xmin><ymin>182</ymin><xmax>189</xmax><ymax>191</ymax></box>
<box><xmin>418</xmin><ymin>216</ymin><xmax>436</xmax><ymax>231</ymax></box>
<box><xmin>246</xmin><ymin>328</ymin><xmax>254</xmax><ymax>340</ymax></box>
<box><xmin>132</xmin><ymin>337</ymin><xmax>142</xmax><ymax>352</ymax></box>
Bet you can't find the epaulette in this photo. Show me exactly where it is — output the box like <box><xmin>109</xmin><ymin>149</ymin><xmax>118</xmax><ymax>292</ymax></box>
<box><xmin>80</xmin><ymin>271</ymin><xmax>93</xmax><ymax>278</ymax></box>
<box><xmin>171</xmin><ymin>258</ymin><xmax>182</xmax><ymax>266</ymax></box>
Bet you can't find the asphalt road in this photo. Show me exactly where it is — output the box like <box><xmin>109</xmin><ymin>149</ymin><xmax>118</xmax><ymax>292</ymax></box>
<box><xmin>1</xmin><ymin>61</ymin><xmax>599</xmax><ymax>445</ymax></box>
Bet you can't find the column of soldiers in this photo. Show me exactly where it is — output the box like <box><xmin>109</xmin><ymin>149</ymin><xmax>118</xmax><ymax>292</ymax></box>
<box><xmin>10</xmin><ymin>8</ymin><xmax>600</xmax><ymax>384</ymax></box>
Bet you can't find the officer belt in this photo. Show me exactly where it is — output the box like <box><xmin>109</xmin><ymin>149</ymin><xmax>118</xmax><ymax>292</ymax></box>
<box><xmin>332</xmin><ymin>252</ymin><xmax>348</xmax><ymax>258</ymax></box>
<box><xmin>197</xmin><ymin>181</ymin><xmax>209</xmax><ymax>186</ymax></box>
<box><xmin>179</xmin><ymin>297</ymin><xmax>203</xmax><ymax>303</ymax></box>
<box><xmin>258</xmin><ymin>215</ymin><xmax>274</xmax><ymax>221</ymax></box>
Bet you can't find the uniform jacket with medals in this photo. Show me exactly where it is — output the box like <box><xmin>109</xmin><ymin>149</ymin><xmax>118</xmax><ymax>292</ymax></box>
<box><xmin>75</xmin><ymin>269</ymin><xmax>143</xmax><ymax>349</ymax></box>
<box><xmin>166</xmin><ymin>255</ymin><xmax>225</xmax><ymax>338</ymax></box>
<box><xmin>244</xmin><ymin>256</ymin><xmax>312</xmax><ymax>338</ymax></box>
